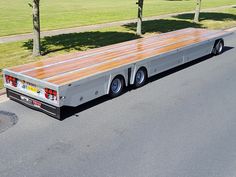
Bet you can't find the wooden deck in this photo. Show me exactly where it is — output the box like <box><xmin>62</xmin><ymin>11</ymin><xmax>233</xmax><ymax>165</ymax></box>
<box><xmin>8</xmin><ymin>28</ymin><xmax>227</xmax><ymax>86</ymax></box>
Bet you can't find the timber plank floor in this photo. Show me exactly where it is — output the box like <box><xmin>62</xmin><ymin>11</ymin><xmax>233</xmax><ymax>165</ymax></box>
<box><xmin>8</xmin><ymin>28</ymin><xmax>228</xmax><ymax>86</ymax></box>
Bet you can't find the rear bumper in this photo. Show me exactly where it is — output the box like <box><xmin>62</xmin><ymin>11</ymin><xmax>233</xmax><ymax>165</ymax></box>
<box><xmin>7</xmin><ymin>89</ymin><xmax>61</xmax><ymax>120</ymax></box>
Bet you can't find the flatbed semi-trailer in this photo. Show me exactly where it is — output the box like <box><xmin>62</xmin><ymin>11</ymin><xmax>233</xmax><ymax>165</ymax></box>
<box><xmin>2</xmin><ymin>28</ymin><xmax>232</xmax><ymax>119</ymax></box>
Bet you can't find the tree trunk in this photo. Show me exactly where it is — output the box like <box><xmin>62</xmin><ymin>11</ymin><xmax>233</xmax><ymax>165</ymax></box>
<box><xmin>32</xmin><ymin>0</ymin><xmax>41</xmax><ymax>56</ymax></box>
<box><xmin>136</xmin><ymin>0</ymin><xmax>144</xmax><ymax>36</ymax></box>
<box><xmin>194</xmin><ymin>0</ymin><xmax>202</xmax><ymax>23</ymax></box>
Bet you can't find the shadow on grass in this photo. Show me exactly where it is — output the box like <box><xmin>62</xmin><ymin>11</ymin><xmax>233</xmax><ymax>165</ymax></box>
<box><xmin>22</xmin><ymin>12</ymin><xmax>236</xmax><ymax>55</ymax></box>
<box><xmin>22</xmin><ymin>31</ymin><xmax>139</xmax><ymax>55</ymax></box>
<box><xmin>59</xmin><ymin>46</ymin><xmax>234</xmax><ymax>120</ymax></box>
<box><xmin>123</xmin><ymin>19</ymin><xmax>202</xmax><ymax>34</ymax></box>
<box><xmin>23</xmin><ymin>19</ymin><xmax>204</xmax><ymax>55</ymax></box>
<box><xmin>174</xmin><ymin>12</ymin><xmax>236</xmax><ymax>21</ymax></box>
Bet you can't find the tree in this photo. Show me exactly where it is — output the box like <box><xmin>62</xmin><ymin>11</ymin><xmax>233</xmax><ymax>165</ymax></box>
<box><xmin>31</xmin><ymin>0</ymin><xmax>41</xmax><ymax>56</ymax></box>
<box><xmin>194</xmin><ymin>0</ymin><xmax>202</xmax><ymax>23</ymax></box>
<box><xmin>136</xmin><ymin>0</ymin><xmax>144</xmax><ymax>36</ymax></box>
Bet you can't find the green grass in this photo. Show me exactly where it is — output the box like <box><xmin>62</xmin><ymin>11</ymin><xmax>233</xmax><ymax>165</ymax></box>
<box><xmin>0</xmin><ymin>0</ymin><xmax>235</xmax><ymax>36</ymax></box>
<box><xmin>1</xmin><ymin>7</ymin><xmax>236</xmax><ymax>89</ymax></box>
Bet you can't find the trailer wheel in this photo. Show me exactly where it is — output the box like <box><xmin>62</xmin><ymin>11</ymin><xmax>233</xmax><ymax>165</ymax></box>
<box><xmin>109</xmin><ymin>76</ymin><xmax>125</xmax><ymax>98</ymax></box>
<box><xmin>212</xmin><ymin>39</ymin><xmax>224</xmax><ymax>55</ymax></box>
<box><xmin>134</xmin><ymin>67</ymin><xmax>147</xmax><ymax>88</ymax></box>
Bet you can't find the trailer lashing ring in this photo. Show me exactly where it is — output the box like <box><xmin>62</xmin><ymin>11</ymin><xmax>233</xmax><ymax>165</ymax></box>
<box><xmin>0</xmin><ymin>111</ymin><xmax>18</xmax><ymax>134</ymax></box>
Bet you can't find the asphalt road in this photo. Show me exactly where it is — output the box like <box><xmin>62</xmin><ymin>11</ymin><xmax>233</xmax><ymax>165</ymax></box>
<box><xmin>0</xmin><ymin>33</ymin><xmax>236</xmax><ymax>177</ymax></box>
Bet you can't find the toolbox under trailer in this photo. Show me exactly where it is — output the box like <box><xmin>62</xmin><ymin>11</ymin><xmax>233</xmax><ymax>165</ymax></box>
<box><xmin>3</xmin><ymin>28</ymin><xmax>232</xmax><ymax>119</ymax></box>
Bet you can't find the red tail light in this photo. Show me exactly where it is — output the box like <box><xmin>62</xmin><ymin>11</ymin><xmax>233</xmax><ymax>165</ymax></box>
<box><xmin>53</xmin><ymin>91</ymin><xmax>57</xmax><ymax>96</ymax></box>
<box><xmin>5</xmin><ymin>75</ymin><xmax>17</xmax><ymax>87</ymax></box>
<box><xmin>44</xmin><ymin>88</ymin><xmax>57</xmax><ymax>101</ymax></box>
<box><xmin>45</xmin><ymin>93</ymin><xmax>49</xmax><ymax>99</ymax></box>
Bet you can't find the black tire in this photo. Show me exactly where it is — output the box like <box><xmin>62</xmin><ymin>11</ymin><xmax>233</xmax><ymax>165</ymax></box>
<box><xmin>134</xmin><ymin>67</ymin><xmax>147</xmax><ymax>88</ymax></box>
<box><xmin>109</xmin><ymin>76</ymin><xmax>125</xmax><ymax>98</ymax></box>
<box><xmin>212</xmin><ymin>39</ymin><xmax>224</xmax><ymax>55</ymax></box>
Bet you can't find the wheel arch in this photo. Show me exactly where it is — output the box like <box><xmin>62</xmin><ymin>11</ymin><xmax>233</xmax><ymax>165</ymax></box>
<box><xmin>214</xmin><ymin>38</ymin><xmax>224</xmax><ymax>46</ymax></box>
<box><xmin>138</xmin><ymin>66</ymin><xmax>148</xmax><ymax>75</ymax></box>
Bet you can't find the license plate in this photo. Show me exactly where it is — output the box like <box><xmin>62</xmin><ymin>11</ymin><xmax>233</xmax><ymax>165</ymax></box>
<box><xmin>27</xmin><ymin>85</ymin><xmax>38</xmax><ymax>93</ymax></box>
<box><xmin>32</xmin><ymin>100</ymin><xmax>42</xmax><ymax>108</ymax></box>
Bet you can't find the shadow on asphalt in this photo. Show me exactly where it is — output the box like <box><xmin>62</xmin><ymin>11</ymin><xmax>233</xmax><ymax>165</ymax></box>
<box><xmin>59</xmin><ymin>46</ymin><xmax>234</xmax><ymax>120</ymax></box>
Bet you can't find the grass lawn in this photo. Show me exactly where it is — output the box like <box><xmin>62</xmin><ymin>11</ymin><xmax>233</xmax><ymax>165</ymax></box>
<box><xmin>0</xmin><ymin>7</ymin><xmax>236</xmax><ymax>89</ymax></box>
<box><xmin>0</xmin><ymin>0</ymin><xmax>235</xmax><ymax>36</ymax></box>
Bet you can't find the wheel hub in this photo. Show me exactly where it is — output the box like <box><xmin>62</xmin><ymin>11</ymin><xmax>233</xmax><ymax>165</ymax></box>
<box><xmin>111</xmin><ymin>78</ymin><xmax>122</xmax><ymax>94</ymax></box>
<box><xmin>136</xmin><ymin>70</ymin><xmax>145</xmax><ymax>84</ymax></box>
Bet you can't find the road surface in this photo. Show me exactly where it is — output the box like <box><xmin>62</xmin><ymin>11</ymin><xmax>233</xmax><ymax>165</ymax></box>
<box><xmin>0</xmin><ymin>33</ymin><xmax>235</xmax><ymax>177</ymax></box>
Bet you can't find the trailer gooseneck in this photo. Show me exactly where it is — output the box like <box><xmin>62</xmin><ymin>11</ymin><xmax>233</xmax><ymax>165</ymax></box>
<box><xmin>3</xmin><ymin>28</ymin><xmax>232</xmax><ymax>119</ymax></box>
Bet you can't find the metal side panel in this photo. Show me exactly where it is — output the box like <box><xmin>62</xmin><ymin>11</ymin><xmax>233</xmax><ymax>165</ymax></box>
<box><xmin>60</xmin><ymin>76</ymin><xmax>107</xmax><ymax>107</ymax></box>
<box><xmin>58</xmin><ymin>64</ymin><xmax>132</xmax><ymax>107</ymax></box>
<box><xmin>139</xmin><ymin>33</ymin><xmax>231</xmax><ymax>78</ymax></box>
<box><xmin>148</xmin><ymin>52</ymin><xmax>184</xmax><ymax>77</ymax></box>
<box><xmin>183</xmin><ymin>40</ymin><xmax>215</xmax><ymax>63</ymax></box>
